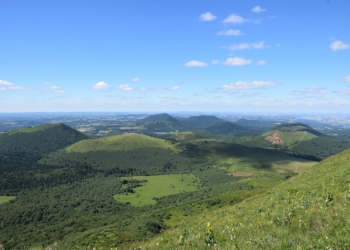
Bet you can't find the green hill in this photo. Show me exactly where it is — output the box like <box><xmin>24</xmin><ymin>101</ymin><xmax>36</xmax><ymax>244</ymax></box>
<box><xmin>137</xmin><ymin>113</ymin><xmax>177</xmax><ymax>124</ymax></box>
<box><xmin>132</xmin><ymin>147</ymin><xmax>350</xmax><ymax>250</ymax></box>
<box><xmin>64</xmin><ymin>133</ymin><xmax>175</xmax><ymax>152</ymax></box>
<box><xmin>207</xmin><ymin>121</ymin><xmax>251</xmax><ymax>135</ymax></box>
<box><xmin>0</xmin><ymin>123</ymin><xmax>88</xmax><ymax>155</ymax></box>
<box><xmin>135</xmin><ymin>113</ymin><xmax>189</xmax><ymax>133</ymax></box>
<box><xmin>183</xmin><ymin>115</ymin><xmax>225</xmax><ymax>129</ymax></box>
<box><xmin>39</xmin><ymin>133</ymin><xmax>203</xmax><ymax>174</ymax></box>
<box><xmin>234</xmin><ymin>119</ymin><xmax>277</xmax><ymax>133</ymax></box>
<box><xmin>142</xmin><ymin>120</ymin><xmax>186</xmax><ymax>133</ymax></box>
<box><xmin>236</xmin><ymin>123</ymin><xmax>350</xmax><ymax>160</ymax></box>
<box><xmin>272</xmin><ymin>122</ymin><xmax>322</xmax><ymax>136</ymax></box>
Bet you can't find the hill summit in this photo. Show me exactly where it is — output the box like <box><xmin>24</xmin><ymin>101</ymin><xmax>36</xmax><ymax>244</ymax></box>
<box><xmin>137</xmin><ymin>113</ymin><xmax>177</xmax><ymax>124</ymax></box>
<box><xmin>272</xmin><ymin>122</ymin><xmax>322</xmax><ymax>136</ymax></box>
<box><xmin>0</xmin><ymin>123</ymin><xmax>88</xmax><ymax>155</ymax></box>
<box><xmin>183</xmin><ymin>115</ymin><xmax>225</xmax><ymax>128</ymax></box>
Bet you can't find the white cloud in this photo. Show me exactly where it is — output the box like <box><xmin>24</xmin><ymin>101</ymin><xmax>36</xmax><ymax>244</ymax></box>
<box><xmin>330</xmin><ymin>40</ymin><xmax>350</xmax><ymax>51</ymax></box>
<box><xmin>252</xmin><ymin>6</ymin><xmax>267</xmax><ymax>13</ymax></box>
<box><xmin>92</xmin><ymin>82</ymin><xmax>108</xmax><ymax>90</ymax></box>
<box><xmin>169</xmin><ymin>86</ymin><xmax>180</xmax><ymax>90</ymax></box>
<box><xmin>229</xmin><ymin>41</ymin><xmax>266</xmax><ymax>50</ymax></box>
<box><xmin>0</xmin><ymin>80</ymin><xmax>14</xmax><ymax>86</ymax></box>
<box><xmin>222</xmin><ymin>81</ymin><xmax>278</xmax><ymax>90</ymax></box>
<box><xmin>44</xmin><ymin>83</ymin><xmax>65</xmax><ymax>94</ymax></box>
<box><xmin>223</xmin><ymin>57</ymin><xmax>252</xmax><ymax>66</ymax></box>
<box><xmin>256</xmin><ymin>60</ymin><xmax>267</xmax><ymax>65</ymax></box>
<box><xmin>199</xmin><ymin>12</ymin><xmax>217</xmax><ymax>21</ymax></box>
<box><xmin>0</xmin><ymin>79</ymin><xmax>26</xmax><ymax>90</ymax></box>
<box><xmin>291</xmin><ymin>90</ymin><xmax>304</xmax><ymax>96</ymax></box>
<box><xmin>130</xmin><ymin>77</ymin><xmax>140</xmax><ymax>82</ymax></box>
<box><xmin>306</xmin><ymin>86</ymin><xmax>326</xmax><ymax>95</ymax></box>
<box><xmin>211</xmin><ymin>60</ymin><xmax>220</xmax><ymax>65</ymax></box>
<box><xmin>291</xmin><ymin>86</ymin><xmax>326</xmax><ymax>96</ymax></box>
<box><xmin>340</xmin><ymin>76</ymin><xmax>350</xmax><ymax>82</ymax></box>
<box><xmin>8</xmin><ymin>85</ymin><xmax>26</xmax><ymax>90</ymax></box>
<box><xmin>152</xmin><ymin>86</ymin><xmax>180</xmax><ymax>91</ymax></box>
<box><xmin>217</xmin><ymin>29</ymin><xmax>243</xmax><ymax>36</ymax></box>
<box><xmin>223</xmin><ymin>14</ymin><xmax>245</xmax><ymax>24</ymax></box>
<box><xmin>336</xmin><ymin>89</ymin><xmax>350</xmax><ymax>96</ymax></box>
<box><xmin>117</xmin><ymin>84</ymin><xmax>133</xmax><ymax>91</ymax></box>
<box><xmin>54</xmin><ymin>90</ymin><xmax>66</xmax><ymax>94</ymax></box>
<box><xmin>184</xmin><ymin>60</ymin><xmax>207</xmax><ymax>67</ymax></box>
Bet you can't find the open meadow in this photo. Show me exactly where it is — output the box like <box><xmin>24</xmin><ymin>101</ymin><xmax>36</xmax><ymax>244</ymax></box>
<box><xmin>0</xmin><ymin>196</ymin><xmax>15</xmax><ymax>204</ymax></box>
<box><xmin>114</xmin><ymin>174</ymin><xmax>199</xmax><ymax>207</ymax></box>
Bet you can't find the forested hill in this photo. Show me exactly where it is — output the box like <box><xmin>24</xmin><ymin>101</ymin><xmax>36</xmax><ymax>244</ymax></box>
<box><xmin>236</xmin><ymin>122</ymin><xmax>350</xmax><ymax>160</ymax></box>
<box><xmin>137</xmin><ymin>113</ymin><xmax>178</xmax><ymax>124</ymax></box>
<box><xmin>0</xmin><ymin>123</ymin><xmax>89</xmax><ymax>155</ymax></box>
<box><xmin>207</xmin><ymin>121</ymin><xmax>251</xmax><ymax>135</ymax></box>
<box><xmin>182</xmin><ymin>115</ymin><xmax>225</xmax><ymax>128</ymax></box>
<box><xmin>272</xmin><ymin>122</ymin><xmax>322</xmax><ymax>136</ymax></box>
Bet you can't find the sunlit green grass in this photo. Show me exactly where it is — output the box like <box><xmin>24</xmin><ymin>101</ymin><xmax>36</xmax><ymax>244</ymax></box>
<box><xmin>7</xmin><ymin>123</ymin><xmax>58</xmax><ymax>135</ymax></box>
<box><xmin>184</xmin><ymin>139</ymin><xmax>316</xmax><ymax>174</ymax></box>
<box><xmin>130</xmin><ymin>148</ymin><xmax>350</xmax><ymax>249</ymax></box>
<box><xmin>223</xmin><ymin>157</ymin><xmax>315</xmax><ymax>174</ymax></box>
<box><xmin>280</xmin><ymin>131</ymin><xmax>317</xmax><ymax>144</ymax></box>
<box><xmin>65</xmin><ymin>133</ymin><xmax>178</xmax><ymax>153</ymax></box>
<box><xmin>0</xmin><ymin>196</ymin><xmax>16</xmax><ymax>204</ymax></box>
<box><xmin>114</xmin><ymin>174</ymin><xmax>199</xmax><ymax>207</ymax></box>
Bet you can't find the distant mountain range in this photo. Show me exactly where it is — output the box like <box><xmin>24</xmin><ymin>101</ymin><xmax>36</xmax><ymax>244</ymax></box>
<box><xmin>137</xmin><ymin>113</ymin><xmax>252</xmax><ymax>136</ymax></box>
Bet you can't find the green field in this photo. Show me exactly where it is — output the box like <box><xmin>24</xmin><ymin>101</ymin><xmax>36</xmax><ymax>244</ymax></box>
<box><xmin>65</xmin><ymin>133</ymin><xmax>178</xmax><ymax>153</ymax></box>
<box><xmin>114</xmin><ymin>174</ymin><xmax>200</xmax><ymax>207</ymax></box>
<box><xmin>0</xmin><ymin>196</ymin><xmax>16</xmax><ymax>204</ymax></box>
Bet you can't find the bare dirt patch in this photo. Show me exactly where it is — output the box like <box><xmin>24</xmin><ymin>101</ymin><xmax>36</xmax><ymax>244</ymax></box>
<box><xmin>265</xmin><ymin>131</ymin><xmax>283</xmax><ymax>145</ymax></box>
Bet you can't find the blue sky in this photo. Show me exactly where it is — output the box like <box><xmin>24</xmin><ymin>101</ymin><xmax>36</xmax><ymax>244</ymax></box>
<box><xmin>1</xmin><ymin>0</ymin><xmax>349</xmax><ymax>113</ymax></box>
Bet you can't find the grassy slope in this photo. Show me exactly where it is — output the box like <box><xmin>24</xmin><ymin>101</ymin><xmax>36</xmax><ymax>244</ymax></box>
<box><xmin>114</xmin><ymin>174</ymin><xmax>199</xmax><ymax>207</ymax></box>
<box><xmin>65</xmin><ymin>133</ymin><xmax>177</xmax><ymax>152</ymax></box>
<box><xmin>6</xmin><ymin>123</ymin><xmax>58</xmax><ymax>135</ymax></box>
<box><xmin>263</xmin><ymin>130</ymin><xmax>317</xmax><ymax>144</ymax></box>
<box><xmin>0</xmin><ymin>196</ymin><xmax>15</xmax><ymax>204</ymax></box>
<box><xmin>180</xmin><ymin>139</ymin><xmax>316</xmax><ymax>174</ymax></box>
<box><xmin>133</xmin><ymin>148</ymin><xmax>350</xmax><ymax>249</ymax></box>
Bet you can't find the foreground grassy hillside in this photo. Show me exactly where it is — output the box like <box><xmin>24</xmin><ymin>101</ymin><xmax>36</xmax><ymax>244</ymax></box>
<box><xmin>133</xmin><ymin>148</ymin><xmax>350</xmax><ymax>249</ymax></box>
